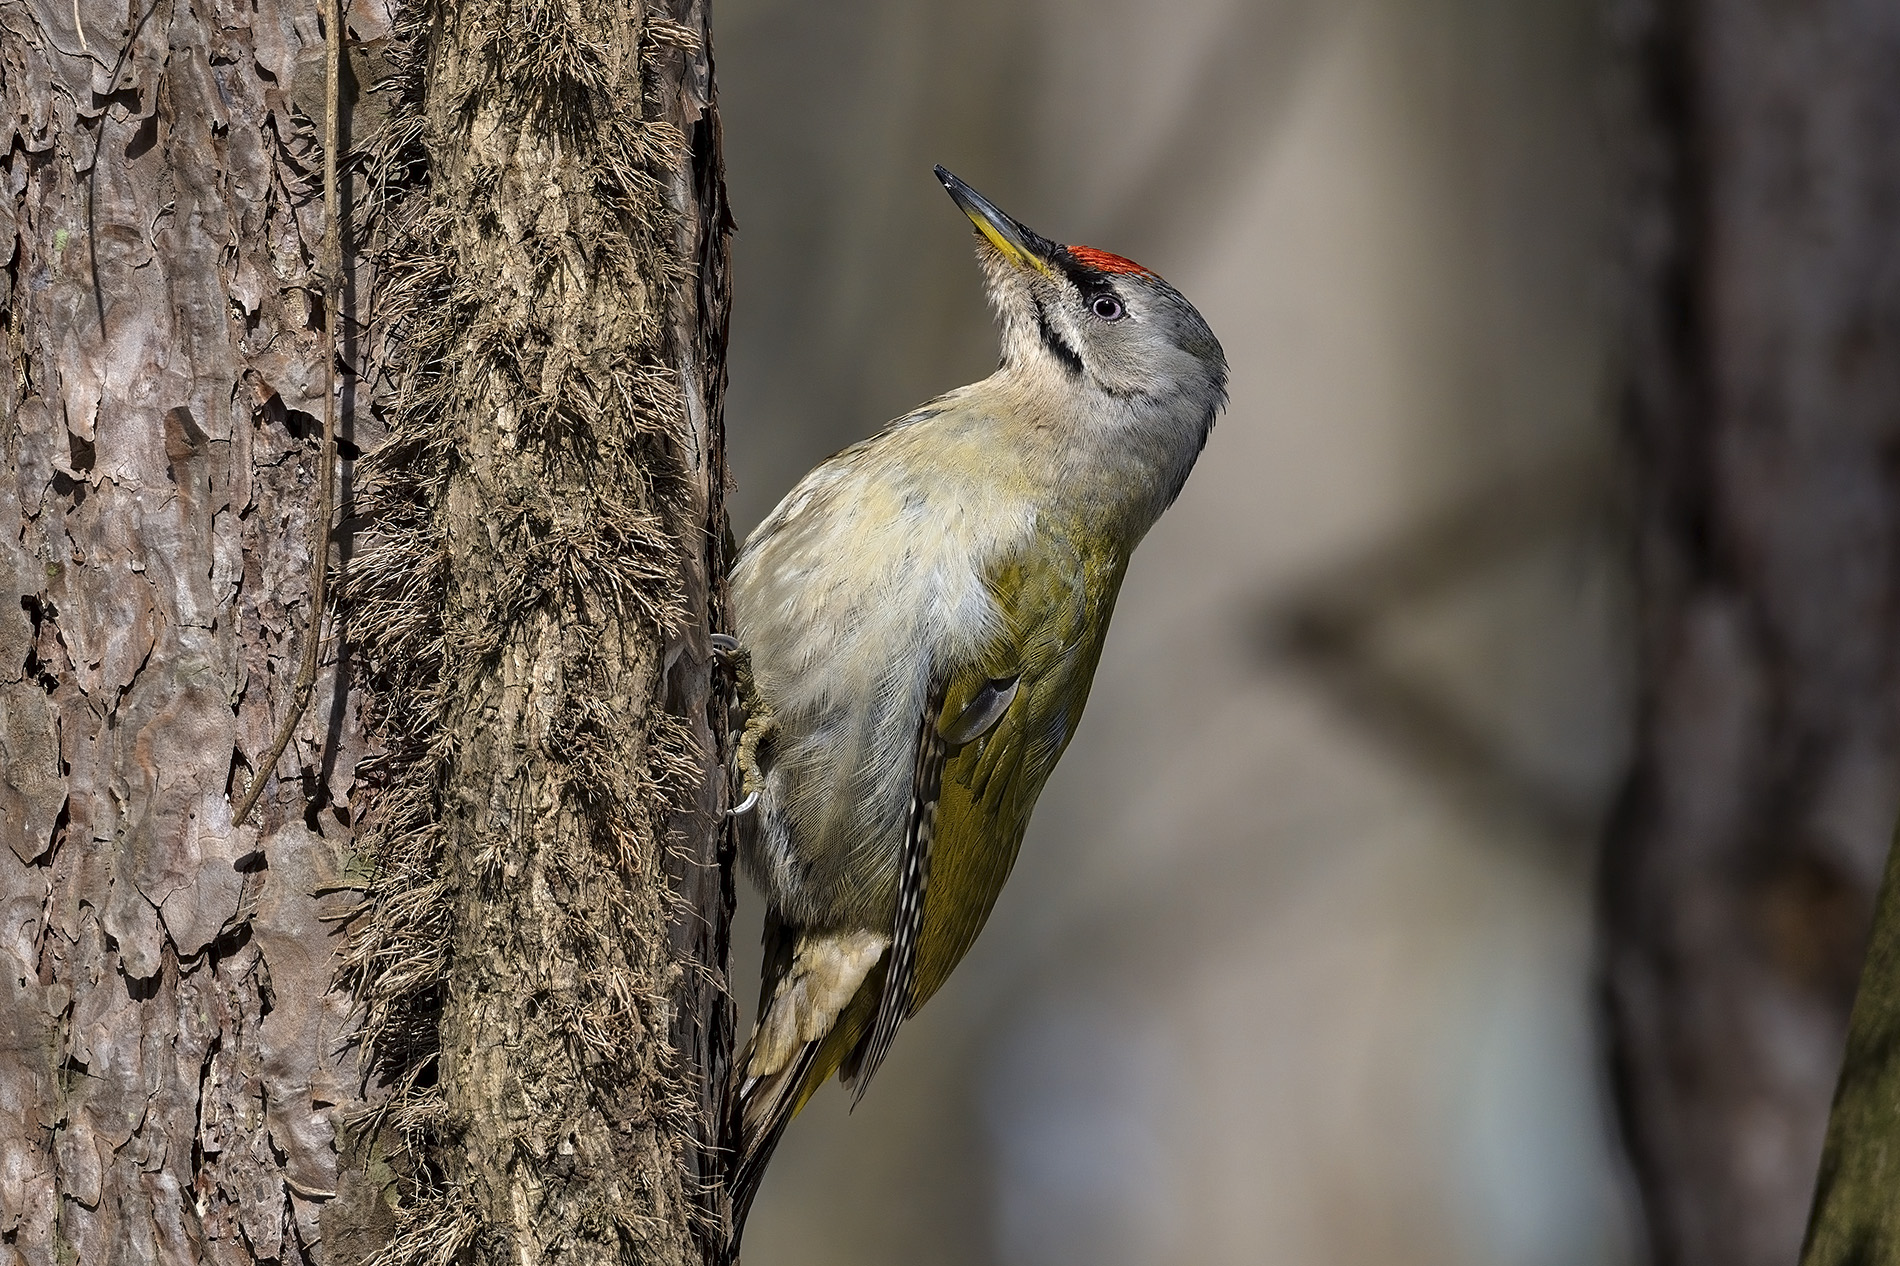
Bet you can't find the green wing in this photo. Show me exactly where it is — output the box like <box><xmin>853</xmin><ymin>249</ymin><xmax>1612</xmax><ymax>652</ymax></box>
<box><xmin>909</xmin><ymin>524</ymin><xmax>1127</xmax><ymax>1010</ymax></box>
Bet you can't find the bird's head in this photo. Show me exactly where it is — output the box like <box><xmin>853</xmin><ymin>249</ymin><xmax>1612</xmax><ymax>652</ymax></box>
<box><xmin>936</xmin><ymin>166</ymin><xmax>1227</xmax><ymax>417</ymax></box>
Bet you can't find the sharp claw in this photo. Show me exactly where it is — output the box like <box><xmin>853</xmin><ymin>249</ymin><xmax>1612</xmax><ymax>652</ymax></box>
<box><xmin>728</xmin><ymin>788</ymin><xmax>760</xmax><ymax>818</ymax></box>
<box><xmin>710</xmin><ymin>633</ymin><xmax>741</xmax><ymax>658</ymax></box>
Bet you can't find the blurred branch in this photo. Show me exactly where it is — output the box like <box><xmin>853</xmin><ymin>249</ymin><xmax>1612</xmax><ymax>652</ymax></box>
<box><xmin>1255</xmin><ymin>454</ymin><xmax>1614</xmax><ymax>849</ymax></box>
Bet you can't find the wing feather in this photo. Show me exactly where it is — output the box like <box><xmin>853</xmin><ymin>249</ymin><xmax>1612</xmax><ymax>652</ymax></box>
<box><xmin>850</xmin><ymin>676</ymin><xmax>949</xmax><ymax>1103</ymax></box>
<box><xmin>907</xmin><ymin>531</ymin><xmax>1125</xmax><ymax>1011</ymax></box>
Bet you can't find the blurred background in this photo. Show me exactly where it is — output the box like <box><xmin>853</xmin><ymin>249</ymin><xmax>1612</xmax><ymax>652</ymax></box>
<box><xmin>710</xmin><ymin>1</ymin><xmax>1900</xmax><ymax>1263</ymax></box>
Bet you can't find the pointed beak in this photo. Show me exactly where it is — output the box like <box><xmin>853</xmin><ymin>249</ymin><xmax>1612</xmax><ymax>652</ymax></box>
<box><xmin>935</xmin><ymin>166</ymin><xmax>1059</xmax><ymax>279</ymax></box>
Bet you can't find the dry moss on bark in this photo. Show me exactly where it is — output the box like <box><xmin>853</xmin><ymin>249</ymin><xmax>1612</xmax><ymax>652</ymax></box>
<box><xmin>341</xmin><ymin>1</ymin><xmax>730</xmax><ymax>1261</ymax></box>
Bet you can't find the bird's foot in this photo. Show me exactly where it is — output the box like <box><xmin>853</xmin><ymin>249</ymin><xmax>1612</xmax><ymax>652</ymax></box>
<box><xmin>711</xmin><ymin>632</ymin><xmax>773</xmax><ymax>818</ymax></box>
<box><xmin>729</xmin><ymin>712</ymin><xmax>776</xmax><ymax>818</ymax></box>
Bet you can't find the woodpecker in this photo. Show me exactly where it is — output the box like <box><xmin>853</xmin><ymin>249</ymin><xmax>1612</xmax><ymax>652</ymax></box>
<box><xmin>721</xmin><ymin>167</ymin><xmax>1227</xmax><ymax>1244</ymax></box>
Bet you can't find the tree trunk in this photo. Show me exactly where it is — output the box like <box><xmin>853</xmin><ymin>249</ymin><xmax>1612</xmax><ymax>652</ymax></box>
<box><xmin>0</xmin><ymin>0</ymin><xmax>733</xmax><ymax>1259</ymax></box>
<box><xmin>1</xmin><ymin>0</ymin><xmax>392</xmax><ymax>1256</ymax></box>
<box><xmin>348</xmin><ymin>0</ymin><xmax>735</xmax><ymax>1260</ymax></box>
<box><xmin>1801</xmin><ymin>828</ymin><xmax>1900</xmax><ymax>1264</ymax></box>
<box><xmin>1598</xmin><ymin>1</ymin><xmax>1900</xmax><ymax>1264</ymax></box>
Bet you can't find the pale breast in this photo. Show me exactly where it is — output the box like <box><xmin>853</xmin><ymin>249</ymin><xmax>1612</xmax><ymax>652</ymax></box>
<box><xmin>731</xmin><ymin>412</ymin><xmax>1032</xmax><ymax>927</ymax></box>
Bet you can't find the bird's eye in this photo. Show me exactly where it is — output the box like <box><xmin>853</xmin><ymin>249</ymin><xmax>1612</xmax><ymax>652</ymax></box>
<box><xmin>1089</xmin><ymin>294</ymin><xmax>1126</xmax><ymax>321</ymax></box>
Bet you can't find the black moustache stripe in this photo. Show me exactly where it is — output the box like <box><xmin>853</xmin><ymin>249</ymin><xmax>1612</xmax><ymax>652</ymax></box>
<box><xmin>1032</xmin><ymin>298</ymin><xmax>1084</xmax><ymax>377</ymax></box>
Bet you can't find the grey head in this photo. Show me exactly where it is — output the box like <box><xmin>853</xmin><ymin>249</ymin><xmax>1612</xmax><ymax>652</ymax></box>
<box><xmin>935</xmin><ymin>166</ymin><xmax>1228</xmax><ymax>420</ymax></box>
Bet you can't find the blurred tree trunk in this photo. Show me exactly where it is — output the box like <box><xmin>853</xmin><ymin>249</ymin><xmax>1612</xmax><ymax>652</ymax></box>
<box><xmin>0</xmin><ymin>0</ymin><xmax>733</xmax><ymax>1260</ymax></box>
<box><xmin>1598</xmin><ymin>2</ymin><xmax>1900</xmax><ymax>1265</ymax></box>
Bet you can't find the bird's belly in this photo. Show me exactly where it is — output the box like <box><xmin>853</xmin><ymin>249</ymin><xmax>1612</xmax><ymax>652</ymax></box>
<box><xmin>738</xmin><ymin>578</ymin><xmax>995</xmax><ymax>929</ymax></box>
<box><xmin>741</xmin><ymin>698</ymin><xmax>911</xmax><ymax>929</ymax></box>
<box><xmin>731</xmin><ymin>449</ymin><xmax>1029</xmax><ymax>928</ymax></box>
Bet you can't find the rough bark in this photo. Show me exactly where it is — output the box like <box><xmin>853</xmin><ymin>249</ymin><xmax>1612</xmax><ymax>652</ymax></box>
<box><xmin>1598</xmin><ymin>2</ymin><xmax>1900</xmax><ymax>1264</ymax></box>
<box><xmin>343</xmin><ymin>0</ymin><xmax>734</xmax><ymax>1262</ymax></box>
<box><xmin>1</xmin><ymin>0</ymin><xmax>733</xmax><ymax>1259</ymax></box>
<box><xmin>0</xmin><ymin>0</ymin><xmax>396</xmax><ymax>1257</ymax></box>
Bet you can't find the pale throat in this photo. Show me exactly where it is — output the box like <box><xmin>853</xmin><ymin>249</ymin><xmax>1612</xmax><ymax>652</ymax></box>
<box><xmin>981</xmin><ymin>360</ymin><xmax>1198</xmax><ymax>538</ymax></box>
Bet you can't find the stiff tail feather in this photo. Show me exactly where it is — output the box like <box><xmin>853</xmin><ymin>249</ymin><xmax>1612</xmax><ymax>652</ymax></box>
<box><xmin>725</xmin><ymin>1039</ymin><xmax>821</xmax><ymax>1255</ymax></box>
<box><xmin>723</xmin><ymin>967</ymin><xmax>883</xmax><ymax>1258</ymax></box>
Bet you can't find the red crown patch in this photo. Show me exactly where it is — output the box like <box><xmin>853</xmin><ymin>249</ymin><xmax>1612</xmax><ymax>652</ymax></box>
<box><xmin>1067</xmin><ymin>245</ymin><xmax>1153</xmax><ymax>276</ymax></box>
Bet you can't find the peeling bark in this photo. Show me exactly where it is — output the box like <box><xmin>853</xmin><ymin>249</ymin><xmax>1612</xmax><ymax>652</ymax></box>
<box><xmin>0</xmin><ymin>0</ymin><xmax>396</xmax><ymax>1256</ymax></box>
<box><xmin>1599</xmin><ymin>1</ymin><xmax>1900</xmax><ymax>1264</ymax></box>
